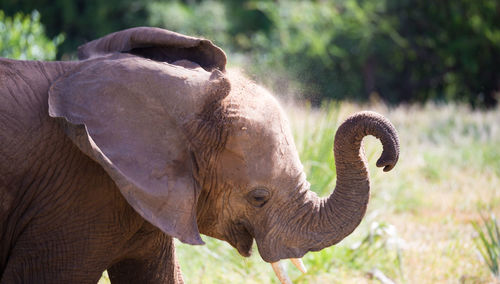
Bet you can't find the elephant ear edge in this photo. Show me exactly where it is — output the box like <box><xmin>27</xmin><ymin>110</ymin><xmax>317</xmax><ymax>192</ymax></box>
<box><xmin>77</xmin><ymin>27</ymin><xmax>227</xmax><ymax>72</ymax></box>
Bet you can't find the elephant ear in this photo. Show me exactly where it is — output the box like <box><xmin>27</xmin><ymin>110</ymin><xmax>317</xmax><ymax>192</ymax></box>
<box><xmin>48</xmin><ymin>55</ymin><xmax>230</xmax><ymax>245</ymax></box>
<box><xmin>78</xmin><ymin>27</ymin><xmax>226</xmax><ymax>72</ymax></box>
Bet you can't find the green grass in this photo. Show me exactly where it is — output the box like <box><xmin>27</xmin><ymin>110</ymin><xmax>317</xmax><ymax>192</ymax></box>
<box><xmin>100</xmin><ymin>102</ymin><xmax>500</xmax><ymax>283</ymax></box>
<box><xmin>472</xmin><ymin>213</ymin><xmax>500</xmax><ymax>280</ymax></box>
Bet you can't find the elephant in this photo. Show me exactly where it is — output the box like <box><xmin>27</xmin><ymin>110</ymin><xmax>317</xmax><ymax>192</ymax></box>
<box><xmin>0</xmin><ymin>27</ymin><xmax>399</xmax><ymax>283</ymax></box>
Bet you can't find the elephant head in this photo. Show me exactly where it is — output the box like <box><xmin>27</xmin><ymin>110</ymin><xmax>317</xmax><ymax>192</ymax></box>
<box><xmin>48</xmin><ymin>27</ymin><xmax>399</xmax><ymax>282</ymax></box>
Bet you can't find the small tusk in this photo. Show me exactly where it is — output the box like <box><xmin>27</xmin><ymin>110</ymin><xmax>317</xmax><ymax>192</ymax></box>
<box><xmin>271</xmin><ymin>261</ymin><xmax>292</xmax><ymax>284</ymax></box>
<box><xmin>290</xmin><ymin>258</ymin><xmax>307</xmax><ymax>273</ymax></box>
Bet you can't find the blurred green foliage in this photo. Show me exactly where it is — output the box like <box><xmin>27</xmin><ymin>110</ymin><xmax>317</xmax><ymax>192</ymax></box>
<box><xmin>244</xmin><ymin>0</ymin><xmax>500</xmax><ymax>107</ymax></box>
<box><xmin>147</xmin><ymin>1</ymin><xmax>231</xmax><ymax>47</ymax></box>
<box><xmin>1</xmin><ymin>0</ymin><xmax>499</xmax><ymax>106</ymax></box>
<box><xmin>1</xmin><ymin>0</ymin><xmax>150</xmax><ymax>59</ymax></box>
<box><xmin>0</xmin><ymin>10</ymin><xmax>63</xmax><ymax>60</ymax></box>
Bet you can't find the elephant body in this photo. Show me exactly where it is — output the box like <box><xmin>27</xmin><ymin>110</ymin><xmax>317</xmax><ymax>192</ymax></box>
<box><xmin>0</xmin><ymin>27</ymin><xmax>399</xmax><ymax>283</ymax></box>
<box><xmin>0</xmin><ymin>59</ymin><xmax>182</xmax><ymax>283</ymax></box>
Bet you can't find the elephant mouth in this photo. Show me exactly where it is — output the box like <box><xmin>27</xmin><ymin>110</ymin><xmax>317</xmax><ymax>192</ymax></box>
<box><xmin>227</xmin><ymin>221</ymin><xmax>254</xmax><ymax>257</ymax></box>
<box><xmin>256</xmin><ymin>239</ymin><xmax>309</xmax><ymax>263</ymax></box>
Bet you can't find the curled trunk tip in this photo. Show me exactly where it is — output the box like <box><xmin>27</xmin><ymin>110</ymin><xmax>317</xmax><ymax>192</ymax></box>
<box><xmin>335</xmin><ymin>110</ymin><xmax>399</xmax><ymax>172</ymax></box>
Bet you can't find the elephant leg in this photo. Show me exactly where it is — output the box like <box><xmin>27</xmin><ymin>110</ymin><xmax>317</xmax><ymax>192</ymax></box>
<box><xmin>108</xmin><ymin>229</ymin><xmax>183</xmax><ymax>284</ymax></box>
<box><xmin>107</xmin><ymin>258</ymin><xmax>183</xmax><ymax>284</ymax></box>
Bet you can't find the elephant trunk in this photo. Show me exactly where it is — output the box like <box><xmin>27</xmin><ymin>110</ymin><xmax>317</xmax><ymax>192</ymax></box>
<box><xmin>260</xmin><ymin>111</ymin><xmax>399</xmax><ymax>269</ymax></box>
<box><xmin>306</xmin><ymin>111</ymin><xmax>399</xmax><ymax>250</ymax></box>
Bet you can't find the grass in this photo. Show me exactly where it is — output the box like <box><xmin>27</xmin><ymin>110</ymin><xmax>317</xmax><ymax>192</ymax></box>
<box><xmin>99</xmin><ymin>102</ymin><xmax>500</xmax><ymax>283</ymax></box>
<box><xmin>472</xmin><ymin>213</ymin><xmax>500</xmax><ymax>280</ymax></box>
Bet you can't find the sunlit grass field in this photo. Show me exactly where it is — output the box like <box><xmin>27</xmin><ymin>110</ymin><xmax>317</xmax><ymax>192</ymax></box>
<box><xmin>100</xmin><ymin>102</ymin><xmax>500</xmax><ymax>283</ymax></box>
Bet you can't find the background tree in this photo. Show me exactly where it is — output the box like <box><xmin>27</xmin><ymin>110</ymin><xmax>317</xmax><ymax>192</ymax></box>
<box><xmin>1</xmin><ymin>0</ymin><xmax>150</xmax><ymax>59</ymax></box>
<box><xmin>0</xmin><ymin>10</ymin><xmax>63</xmax><ymax>60</ymax></box>
<box><xmin>1</xmin><ymin>0</ymin><xmax>499</xmax><ymax>107</ymax></box>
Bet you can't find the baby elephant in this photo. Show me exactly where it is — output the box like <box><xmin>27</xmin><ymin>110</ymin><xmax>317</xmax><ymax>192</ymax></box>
<box><xmin>0</xmin><ymin>27</ymin><xmax>399</xmax><ymax>283</ymax></box>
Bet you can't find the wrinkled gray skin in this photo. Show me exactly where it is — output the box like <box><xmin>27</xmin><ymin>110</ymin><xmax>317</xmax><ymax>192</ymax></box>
<box><xmin>0</xmin><ymin>27</ymin><xmax>399</xmax><ymax>283</ymax></box>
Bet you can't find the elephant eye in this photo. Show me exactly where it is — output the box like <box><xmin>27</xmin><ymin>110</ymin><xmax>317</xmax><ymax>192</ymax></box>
<box><xmin>246</xmin><ymin>188</ymin><xmax>270</xmax><ymax>208</ymax></box>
